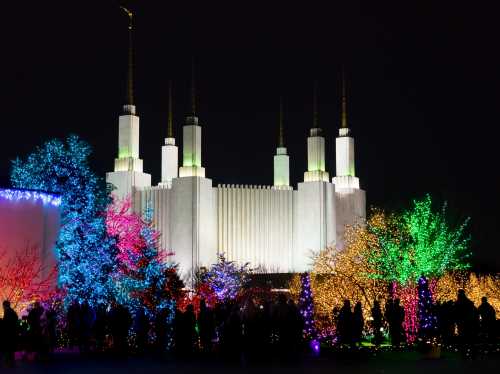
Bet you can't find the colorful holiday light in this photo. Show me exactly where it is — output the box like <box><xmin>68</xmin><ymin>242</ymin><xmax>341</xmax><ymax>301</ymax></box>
<box><xmin>417</xmin><ymin>276</ymin><xmax>437</xmax><ymax>339</ymax></box>
<box><xmin>0</xmin><ymin>188</ymin><xmax>61</xmax><ymax>207</ymax></box>
<box><xmin>290</xmin><ymin>196</ymin><xmax>474</xmax><ymax>344</ymax></box>
<box><xmin>106</xmin><ymin>198</ymin><xmax>175</xmax><ymax>318</ymax></box>
<box><xmin>11</xmin><ymin>135</ymin><xmax>116</xmax><ymax>305</ymax></box>
<box><xmin>299</xmin><ymin>273</ymin><xmax>317</xmax><ymax>342</ymax></box>
<box><xmin>434</xmin><ymin>272</ymin><xmax>500</xmax><ymax>315</ymax></box>
<box><xmin>391</xmin><ymin>281</ymin><xmax>419</xmax><ymax>343</ymax></box>
<box><xmin>303</xmin><ymin>224</ymin><xmax>387</xmax><ymax>323</ymax></box>
<box><xmin>0</xmin><ymin>245</ymin><xmax>57</xmax><ymax>317</ymax></box>
<box><xmin>202</xmin><ymin>254</ymin><xmax>249</xmax><ymax>301</ymax></box>
<box><xmin>368</xmin><ymin>195</ymin><xmax>471</xmax><ymax>285</ymax></box>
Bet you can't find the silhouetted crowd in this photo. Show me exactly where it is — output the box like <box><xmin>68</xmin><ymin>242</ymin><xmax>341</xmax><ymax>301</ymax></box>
<box><xmin>333</xmin><ymin>290</ymin><xmax>498</xmax><ymax>348</ymax></box>
<box><xmin>0</xmin><ymin>289</ymin><xmax>498</xmax><ymax>367</ymax></box>
<box><xmin>173</xmin><ymin>294</ymin><xmax>304</xmax><ymax>362</ymax></box>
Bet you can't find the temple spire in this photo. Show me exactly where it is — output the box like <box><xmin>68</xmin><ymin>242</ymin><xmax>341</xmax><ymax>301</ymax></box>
<box><xmin>190</xmin><ymin>58</ymin><xmax>196</xmax><ymax>116</ymax></box>
<box><xmin>120</xmin><ymin>6</ymin><xmax>134</xmax><ymax>112</ymax></box>
<box><xmin>341</xmin><ymin>68</ymin><xmax>348</xmax><ymax>129</ymax></box>
<box><xmin>278</xmin><ymin>96</ymin><xmax>284</xmax><ymax>148</ymax></box>
<box><xmin>167</xmin><ymin>80</ymin><xmax>173</xmax><ymax>138</ymax></box>
<box><xmin>313</xmin><ymin>80</ymin><xmax>319</xmax><ymax>129</ymax></box>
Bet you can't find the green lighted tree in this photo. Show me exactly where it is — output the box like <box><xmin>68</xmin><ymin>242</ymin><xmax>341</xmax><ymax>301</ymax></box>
<box><xmin>368</xmin><ymin>195</ymin><xmax>471</xmax><ymax>285</ymax></box>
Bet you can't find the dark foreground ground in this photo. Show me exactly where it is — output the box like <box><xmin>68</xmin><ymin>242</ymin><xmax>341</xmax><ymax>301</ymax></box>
<box><xmin>4</xmin><ymin>350</ymin><xmax>500</xmax><ymax>374</ymax></box>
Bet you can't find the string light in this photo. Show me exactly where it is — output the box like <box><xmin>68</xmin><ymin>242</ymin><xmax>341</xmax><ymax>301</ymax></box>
<box><xmin>290</xmin><ymin>195</ymin><xmax>475</xmax><ymax>344</ymax></box>
<box><xmin>11</xmin><ymin>135</ymin><xmax>117</xmax><ymax>305</ymax></box>
<box><xmin>0</xmin><ymin>188</ymin><xmax>61</xmax><ymax>207</ymax></box>
<box><xmin>202</xmin><ymin>254</ymin><xmax>249</xmax><ymax>301</ymax></box>
<box><xmin>435</xmin><ymin>272</ymin><xmax>500</xmax><ymax>315</ymax></box>
<box><xmin>368</xmin><ymin>195</ymin><xmax>471</xmax><ymax>285</ymax></box>
<box><xmin>418</xmin><ymin>276</ymin><xmax>437</xmax><ymax>340</ymax></box>
<box><xmin>299</xmin><ymin>273</ymin><xmax>317</xmax><ymax>342</ymax></box>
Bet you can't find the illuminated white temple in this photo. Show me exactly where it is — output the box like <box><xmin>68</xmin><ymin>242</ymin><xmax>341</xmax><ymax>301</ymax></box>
<box><xmin>106</xmin><ymin>81</ymin><xmax>365</xmax><ymax>283</ymax></box>
<box><xmin>105</xmin><ymin>18</ymin><xmax>365</xmax><ymax>283</ymax></box>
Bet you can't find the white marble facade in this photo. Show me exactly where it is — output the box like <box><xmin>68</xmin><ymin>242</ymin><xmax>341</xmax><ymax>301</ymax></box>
<box><xmin>106</xmin><ymin>104</ymin><xmax>366</xmax><ymax>283</ymax></box>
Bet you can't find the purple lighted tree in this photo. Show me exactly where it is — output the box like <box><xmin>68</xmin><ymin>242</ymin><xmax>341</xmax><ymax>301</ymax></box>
<box><xmin>299</xmin><ymin>273</ymin><xmax>318</xmax><ymax>351</ymax></box>
<box><xmin>418</xmin><ymin>276</ymin><xmax>437</xmax><ymax>340</ymax></box>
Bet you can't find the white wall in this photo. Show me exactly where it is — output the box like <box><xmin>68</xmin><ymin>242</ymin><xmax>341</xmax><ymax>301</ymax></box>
<box><xmin>335</xmin><ymin>188</ymin><xmax>366</xmax><ymax>248</ymax></box>
<box><xmin>0</xmin><ymin>190</ymin><xmax>61</xmax><ymax>298</ymax></box>
<box><xmin>295</xmin><ymin>181</ymin><xmax>336</xmax><ymax>272</ymax></box>
<box><xmin>216</xmin><ymin>185</ymin><xmax>294</xmax><ymax>272</ymax></box>
<box><xmin>106</xmin><ymin>171</ymin><xmax>151</xmax><ymax>200</ymax></box>
<box><xmin>170</xmin><ymin>176</ymin><xmax>217</xmax><ymax>285</ymax></box>
<box><xmin>135</xmin><ymin>186</ymin><xmax>172</xmax><ymax>255</ymax></box>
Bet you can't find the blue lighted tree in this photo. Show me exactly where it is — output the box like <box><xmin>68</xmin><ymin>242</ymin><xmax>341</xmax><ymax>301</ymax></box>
<box><xmin>11</xmin><ymin>135</ymin><xmax>116</xmax><ymax>305</ymax></box>
<box><xmin>202</xmin><ymin>254</ymin><xmax>249</xmax><ymax>301</ymax></box>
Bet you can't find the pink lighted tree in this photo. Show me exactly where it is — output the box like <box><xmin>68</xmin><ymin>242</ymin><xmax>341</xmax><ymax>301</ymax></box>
<box><xmin>105</xmin><ymin>196</ymin><xmax>175</xmax><ymax>314</ymax></box>
<box><xmin>105</xmin><ymin>197</ymin><xmax>147</xmax><ymax>270</ymax></box>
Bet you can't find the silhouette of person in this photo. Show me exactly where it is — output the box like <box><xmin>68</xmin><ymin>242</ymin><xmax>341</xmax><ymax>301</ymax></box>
<box><xmin>27</xmin><ymin>301</ymin><xmax>44</xmax><ymax>359</ymax></box>
<box><xmin>154</xmin><ymin>306</ymin><xmax>171</xmax><ymax>353</ymax></box>
<box><xmin>79</xmin><ymin>301</ymin><xmax>94</xmax><ymax>353</ymax></box>
<box><xmin>436</xmin><ymin>300</ymin><xmax>455</xmax><ymax>344</ymax></box>
<box><xmin>94</xmin><ymin>304</ymin><xmax>108</xmax><ymax>352</ymax></box>
<box><xmin>371</xmin><ymin>300</ymin><xmax>383</xmax><ymax>346</ymax></box>
<box><xmin>255</xmin><ymin>300</ymin><xmax>272</xmax><ymax>362</ymax></box>
<box><xmin>185</xmin><ymin>304</ymin><xmax>198</xmax><ymax>354</ymax></box>
<box><xmin>387</xmin><ymin>299</ymin><xmax>405</xmax><ymax>346</ymax></box>
<box><xmin>336</xmin><ymin>300</ymin><xmax>353</xmax><ymax>345</ymax></box>
<box><xmin>241</xmin><ymin>297</ymin><xmax>259</xmax><ymax>362</ymax></box>
<box><xmin>2</xmin><ymin>300</ymin><xmax>19</xmax><ymax>367</ymax></box>
<box><xmin>45</xmin><ymin>306</ymin><xmax>58</xmax><ymax>354</ymax></box>
<box><xmin>198</xmin><ymin>299</ymin><xmax>215</xmax><ymax>353</ymax></box>
<box><xmin>134</xmin><ymin>307</ymin><xmax>149</xmax><ymax>354</ymax></box>
<box><xmin>454</xmin><ymin>289</ymin><xmax>478</xmax><ymax>345</ymax></box>
<box><xmin>286</xmin><ymin>299</ymin><xmax>303</xmax><ymax>360</ymax></box>
<box><xmin>273</xmin><ymin>294</ymin><xmax>291</xmax><ymax>356</ymax></box>
<box><xmin>477</xmin><ymin>296</ymin><xmax>496</xmax><ymax>343</ymax></box>
<box><xmin>352</xmin><ymin>302</ymin><xmax>364</xmax><ymax>346</ymax></box>
<box><xmin>174</xmin><ymin>304</ymin><xmax>197</xmax><ymax>357</ymax></box>
<box><xmin>109</xmin><ymin>302</ymin><xmax>132</xmax><ymax>355</ymax></box>
<box><xmin>66</xmin><ymin>301</ymin><xmax>80</xmax><ymax>350</ymax></box>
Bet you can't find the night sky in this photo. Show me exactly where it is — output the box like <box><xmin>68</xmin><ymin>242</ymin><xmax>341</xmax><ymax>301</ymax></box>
<box><xmin>1</xmin><ymin>2</ymin><xmax>498</xmax><ymax>270</ymax></box>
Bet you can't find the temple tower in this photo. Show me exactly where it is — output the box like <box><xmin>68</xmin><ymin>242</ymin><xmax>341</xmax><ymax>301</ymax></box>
<box><xmin>295</xmin><ymin>82</ymin><xmax>336</xmax><ymax>271</ymax></box>
<box><xmin>333</xmin><ymin>71</ymin><xmax>366</xmax><ymax>246</ymax></box>
<box><xmin>170</xmin><ymin>61</ymin><xmax>217</xmax><ymax>285</ymax></box>
<box><xmin>160</xmin><ymin>81</ymin><xmax>179</xmax><ymax>187</ymax></box>
<box><xmin>304</xmin><ymin>82</ymin><xmax>330</xmax><ymax>182</ymax></box>
<box><xmin>273</xmin><ymin>97</ymin><xmax>291</xmax><ymax>189</ymax></box>
<box><xmin>107</xmin><ymin>7</ymin><xmax>151</xmax><ymax>198</ymax></box>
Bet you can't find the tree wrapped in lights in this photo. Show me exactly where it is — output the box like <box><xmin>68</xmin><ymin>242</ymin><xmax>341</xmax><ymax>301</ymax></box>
<box><xmin>289</xmin><ymin>223</ymin><xmax>387</xmax><ymax>340</ymax></box>
<box><xmin>290</xmin><ymin>196</ymin><xmax>471</xmax><ymax>343</ymax></box>
<box><xmin>11</xmin><ymin>135</ymin><xmax>116</xmax><ymax>305</ymax></box>
<box><xmin>202</xmin><ymin>254</ymin><xmax>249</xmax><ymax>302</ymax></box>
<box><xmin>299</xmin><ymin>273</ymin><xmax>317</xmax><ymax>343</ymax></box>
<box><xmin>368</xmin><ymin>195</ymin><xmax>471</xmax><ymax>285</ymax></box>
<box><xmin>435</xmin><ymin>272</ymin><xmax>500</xmax><ymax>315</ymax></box>
<box><xmin>309</xmin><ymin>224</ymin><xmax>387</xmax><ymax>321</ymax></box>
<box><xmin>106</xmin><ymin>198</ymin><xmax>175</xmax><ymax>317</ymax></box>
<box><xmin>417</xmin><ymin>276</ymin><xmax>437</xmax><ymax>339</ymax></box>
<box><xmin>368</xmin><ymin>196</ymin><xmax>470</xmax><ymax>342</ymax></box>
<box><xmin>0</xmin><ymin>246</ymin><xmax>57</xmax><ymax>316</ymax></box>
